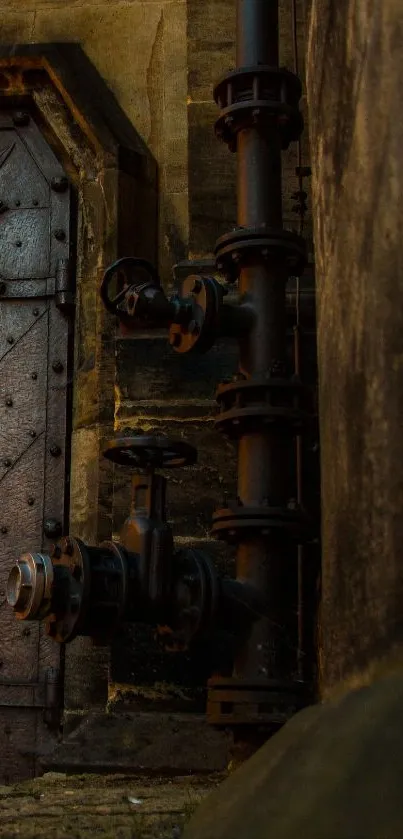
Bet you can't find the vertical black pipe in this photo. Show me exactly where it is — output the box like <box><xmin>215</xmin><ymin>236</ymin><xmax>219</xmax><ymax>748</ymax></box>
<box><xmin>236</xmin><ymin>0</ymin><xmax>279</xmax><ymax>66</ymax></box>
<box><xmin>210</xmin><ymin>0</ymin><xmax>306</xmax><ymax>756</ymax></box>
<box><xmin>234</xmin><ymin>0</ymin><xmax>287</xmax><ymax>687</ymax></box>
<box><xmin>236</xmin><ymin>3</ymin><xmax>282</xmax><ymax>231</ymax></box>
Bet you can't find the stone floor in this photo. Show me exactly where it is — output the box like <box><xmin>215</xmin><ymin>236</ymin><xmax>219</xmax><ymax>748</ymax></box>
<box><xmin>0</xmin><ymin>772</ymin><xmax>223</xmax><ymax>838</ymax></box>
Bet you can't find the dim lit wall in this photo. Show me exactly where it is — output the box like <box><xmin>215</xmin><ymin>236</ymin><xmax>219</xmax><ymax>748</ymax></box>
<box><xmin>0</xmin><ymin>0</ymin><xmax>311</xmax><ymax>712</ymax></box>
<box><xmin>187</xmin><ymin>0</ymin><xmax>312</xmax><ymax>260</ymax></box>
<box><xmin>0</xmin><ymin>0</ymin><xmax>311</xmax><ymax>271</ymax></box>
<box><xmin>0</xmin><ymin>0</ymin><xmax>189</xmax><ymax>282</ymax></box>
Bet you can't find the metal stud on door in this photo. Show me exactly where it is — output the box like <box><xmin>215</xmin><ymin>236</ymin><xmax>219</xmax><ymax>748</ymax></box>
<box><xmin>0</xmin><ymin>109</ymin><xmax>73</xmax><ymax>782</ymax></box>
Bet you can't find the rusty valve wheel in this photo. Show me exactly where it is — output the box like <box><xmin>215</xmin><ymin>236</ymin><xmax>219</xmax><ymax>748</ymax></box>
<box><xmin>103</xmin><ymin>435</ymin><xmax>197</xmax><ymax>470</ymax></box>
<box><xmin>100</xmin><ymin>256</ymin><xmax>160</xmax><ymax>316</ymax></box>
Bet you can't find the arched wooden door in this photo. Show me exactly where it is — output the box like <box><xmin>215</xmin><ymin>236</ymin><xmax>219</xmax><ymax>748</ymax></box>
<box><xmin>0</xmin><ymin>108</ymin><xmax>74</xmax><ymax>782</ymax></box>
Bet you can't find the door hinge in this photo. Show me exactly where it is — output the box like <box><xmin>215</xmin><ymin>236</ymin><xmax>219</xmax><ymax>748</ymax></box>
<box><xmin>0</xmin><ymin>259</ymin><xmax>75</xmax><ymax>307</ymax></box>
<box><xmin>55</xmin><ymin>258</ymin><xmax>75</xmax><ymax>314</ymax></box>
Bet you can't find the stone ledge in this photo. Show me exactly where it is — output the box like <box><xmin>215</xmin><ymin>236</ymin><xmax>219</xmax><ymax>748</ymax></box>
<box><xmin>42</xmin><ymin>712</ymin><xmax>232</xmax><ymax>776</ymax></box>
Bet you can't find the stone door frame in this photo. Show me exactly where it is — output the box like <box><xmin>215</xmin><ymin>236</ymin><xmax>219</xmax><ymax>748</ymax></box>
<box><xmin>0</xmin><ymin>42</ymin><xmax>157</xmax><ymax>716</ymax></box>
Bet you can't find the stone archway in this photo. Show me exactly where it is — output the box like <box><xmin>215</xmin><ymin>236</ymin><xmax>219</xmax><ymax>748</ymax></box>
<box><xmin>0</xmin><ymin>42</ymin><xmax>157</xmax><ymax>766</ymax></box>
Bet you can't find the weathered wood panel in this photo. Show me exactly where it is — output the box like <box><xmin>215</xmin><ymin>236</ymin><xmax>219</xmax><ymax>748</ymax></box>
<box><xmin>307</xmin><ymin>0</ymin><xmax>403</xmax><ymax>696</ymax></box>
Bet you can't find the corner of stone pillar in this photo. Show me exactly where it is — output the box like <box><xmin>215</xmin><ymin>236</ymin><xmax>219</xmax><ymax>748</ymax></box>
<box><xmin>64</xmin><ymin>165</ymin><xmax>118</xmax><ymax>717</ymax></box>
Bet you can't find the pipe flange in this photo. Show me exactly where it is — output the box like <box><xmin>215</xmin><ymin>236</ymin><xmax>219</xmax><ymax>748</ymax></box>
<box><xmin>214</xmin><ymin>66</ymin><xmax>303</xmax><ymax>151</ymax></box>
<box><xmin>7</xmin><ymin>553</ymin><xmax>54</xmax><ymax>621</ymax></box>
<box><xmin>47</xmin><ymin>539</ymin><xmax>131</xmax><ymax>645</ymax></box>
<box><xmin>215</xmin><ymin>404</ymin><xmax>307</xmax><ymax>436</ymax></box>
<box><xmin>158</xmin><ymin>548</ymin><xmax>219</xmax><ymax>652</ymax></box>
<box><xmin>7</xmin><ymin>539</ymin><xmax>91</xmax><ymax>643</ymax></box>
<box><xmin>216</xmin><ymin>375</ymin><xmax>304</xmax><ymax>401</ymax></box>
<box><xmin>7</xmin><ymin>537</ymin><xmax>132</xmax><ymax>645</ymax></box>
<box><xmin>211</xmin><ymin>504</ymin><xmax>312</xmax><ymax>543</ymax></box>
<box><xmin>168</xmin><ymin>275</ymin><xmax>225</xmax><ymax>354</ymax></box>
<box><xmin>89</xmin><ymin>540</ymin><xmax>129</xmax><ymax>643</ymax></box>
<box><xmin>215</xmin><ymin>227</ymin><xmax>306</xmax><ymax>282</ymax></box>
<box><xmin>45</xmin><ymin>538</ymin><xmax>92</xmax><ymax>643</ymax></box>
<box><xmin>215</xmin><ymin>376</ymin><xmax>308</xmax><ymax>437</ymax></box>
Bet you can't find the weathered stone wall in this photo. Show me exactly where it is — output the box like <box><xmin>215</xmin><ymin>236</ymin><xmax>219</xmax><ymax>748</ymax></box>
<box><xmin>307</xmin><ymin>0</ymin><xmax>403</xmax><ymax>699</ymax></box>
<box><xmin>0</xmin><ymin>0</ymin><xmax>312</xmax><ymax>710</ymax></box>
<box><xmin>0</xmin><ymin>0</ymin><xmax>188</xmax><ymax>282</ymax></box>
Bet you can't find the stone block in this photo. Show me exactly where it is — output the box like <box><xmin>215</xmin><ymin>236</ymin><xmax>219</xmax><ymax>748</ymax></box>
<box><xmin>69</xmin><ymin>424</ymin><xmax>114</xmax><ymax>543</ymax></box>
<box><xmin>163</xmin><ymin>1</ymin><xmax>188</xmax><ymax>108</ymax></box>
<box><xmin>0</xmin><ymin>11</ymin><xmax>36</xmax><ymax>41</ymax></box>
<box><xmin>70</xmin><ymin>426</ymin><xmax>100</xmax><ymax>539</ymax></box>
<box><xmin>159</xmin><ymin>191</ymin><xmax>190</xmax><ymax>279</ymax></box>
<box><xmin>64</xmin><ymin>639</ymin><xmax>109</xmax><ymax>713</ymax></box>
<box><xmin>188</xmin><ymin>102</ymin><xmax>236</xmax><ymax>255</ymax></box>
<box><xmin>188</xmin><ymin>41</ymin><xmax>235</xmax><ymax>102</ymax></box>
<box><xmin>163</xmin><ymin>136</ymin><xmax>188</xmax><ymax>193</ymax></box>
<box><xmin>166</xmin><ymin>425</ymin><xmax>237</xmax><ymax>537</ymax></box>
<box><xmin>189</xmin><ymin>186</ymin><xmax>236</xmax><ymax>256</ymax></box>
<box><xmin>34</xmin><ymin>4</ymin><xmax>157</xmax><ymax>144</ymax></box>
<box><xmin>116</xmin><ymin>335</ymin><xmax>237</xmax><ymax>403</ymax></box>
<box><xmin>187</xmin><ymin>0</ymin><xmax>235</xmax><ymax>44</ymax></box>
<box><xmin>187</xmin><ymin>0</ymin><xmax>235</xmax><ymax>102</ymax></box>
<box><xmin>109</xmin><ymin>619</ymin><xmax>235</xmax><ymax>700</ymax></box>
<box><xmin>44</xmin><ymin>711</ymin><xmax>232</xmax><ymax>775</ymax></box>
<box><xmin>2</xmin><ymin>0</ymin><xmax>171</xmax><ymax>6</ymax></box>
<box><xmin>77</xmin><ymin>177</ymin><xmax>116</xmax><ymax>279</ymax></box>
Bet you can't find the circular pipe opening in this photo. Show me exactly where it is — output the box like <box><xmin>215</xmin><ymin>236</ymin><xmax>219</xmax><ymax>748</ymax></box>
<box><xmin>7</xmin><ymin>564</ymin><xmax>31</xmax><ymax>610</ymax></box>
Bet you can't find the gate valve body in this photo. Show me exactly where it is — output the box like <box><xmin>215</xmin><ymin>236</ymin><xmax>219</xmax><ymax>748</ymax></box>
<box><xmin>7</xmin><ymin>436</ymin><xmax>220</xmax><ymax>648</ymax></box>
<box><xmin>100</xmin><ymin>256</ymin><xmax>236</xmax><ymax>353</ymax></box>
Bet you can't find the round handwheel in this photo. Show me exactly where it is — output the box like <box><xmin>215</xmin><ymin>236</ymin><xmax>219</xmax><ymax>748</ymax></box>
<box><xmin>100</xmin><ymin>257</ymin><xmax>160</xmax><ymax>316</ymax></box>
<box><xmin>103</xmin><ymin>435</ymin><xmax>197</xmax><ymax>469</ymax></box>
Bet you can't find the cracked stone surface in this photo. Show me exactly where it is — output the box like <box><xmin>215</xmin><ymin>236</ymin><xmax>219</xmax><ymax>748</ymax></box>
<box><xmin>0</xmin><ymin>772</ymin><xmax>222</xmax><ymax>839</ymax></box>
